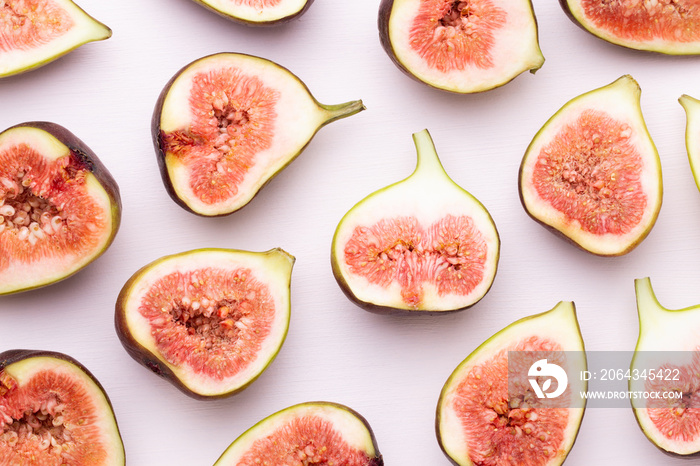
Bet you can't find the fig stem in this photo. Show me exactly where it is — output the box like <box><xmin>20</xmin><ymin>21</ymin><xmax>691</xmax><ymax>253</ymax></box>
<box><xmin>319</xmin><ymin>100</ymin><xmax>366</xmax><ymax>125</ymax></box>
<box><xmin>635</xmin><ymin>277</ymin><xmax>666</xmax><ymax>329</ymax></box>
<box><xmin>411</xmin><ymin>129</ymin><xmax>448</xmax><ymax>179</ymax></box>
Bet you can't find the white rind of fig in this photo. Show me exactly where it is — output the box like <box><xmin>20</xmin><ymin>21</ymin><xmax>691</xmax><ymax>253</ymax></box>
<box><xmin>680</xmin><ymin>94</ymin><xmax>700</xmax><ymax>193</ymax></box>
<box><xmin>191</xmin><ymin>0</ymin><xmax>313</xmax><ymax>25</ymax></box>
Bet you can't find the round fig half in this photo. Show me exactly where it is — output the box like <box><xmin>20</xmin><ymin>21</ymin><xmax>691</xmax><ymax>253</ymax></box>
<box><xmin>189</xmin><ymin>0</ymin><xmax>314</xmax><ymax>26</ymax></box>
<box><xmin>0</xmin><ymin>122</ymin><xmax>121</xmax><ymax>295</ymax></box>
<box><xmin>116</xmin><ymin>248</ymin><xmax>294</xmax><ymax>399</ymax></box>
<box><xmin>679</xmin><ymin>94</ymin><xmax>700</xmax><ymax>193</ymax></box>
<box><xmin>0</xmin><ymin>0</ymin><xmax>111</xmax><ymax>78</ymax></box>
<box><xmin>0</xmin><ymin>349</ymin><xmax>125</xmax><ymax>464</ymax></box>
<box><xmin>153</xmin><ymin>53</ymin><xmax>364</xmax><ymax>217</ymax></box>
<box><xmin>519</xmin><ymin>75</ymin><xmax>662</xmax><ymax>256</ymax></box>
<box><xmin>332</xmin><ymin>129</ymin><xmax>500</xmax><ymax>314</ymax></box>
<box><xmin>560</xmin><ymin>0</ymin><xmax>700</xmax><ymax>54</ymax></box>
<box><xmin>631</xmin><ymin>278</ymin><xmax>700</xmax><ymax>457</ymax></box>
<box><xmin>213</xmin><ymin>401</ymin><xmax>383</xmax><ymax>465</ymax></box>
<box><xmin>436</xmin><ymin>301</ymin><xmax>587</xmax><ymax>466</ymax></box>
<box><xmin>378</xmin><ymin>0</ymin><xmax>545</xmax><ymax>93</ymax></box>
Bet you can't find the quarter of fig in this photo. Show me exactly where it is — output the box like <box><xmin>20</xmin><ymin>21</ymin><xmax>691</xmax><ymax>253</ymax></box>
<box><xmin>560</xmin><ymin>0</ymin><xmax>700</xmax><ymax>54</ymax></box>
<box><xmin>0</xmin><ymin>0</ymin><xmax>111</xmax><ymax>78</ymax></box>
<box><xmin>0</xmin><ymin>349</ymin><xmax>125</xmax><ymax>464</ymax></box>
<box><xmin>378</xmin><ymin>0</ymin><xmax>545</xmax><ymax>93</ymax></box>
<box><xmin>436</xmin><ymin>301</ymin><xmax>587</xmax><ymax>466</ymax></box>
<box><xmin>332</xmin><ymin>129</ymin><xmax>500</xmax><ymax>314</ymax></box>
<box><xmin>189</xmin><ymin>0</ymin><xmax>313</xmax><ymax>25</ymax></box>
<box><xmin>679</xmin><ymin>94</ymin><xmax>700</xmax><ymax>193</ymax></box>
<box><xmin>631</xmin><ymin>277</ymin><xmax>700</xmax><ymax>457</ymax></box>
<box><xmin>0</xmin><ymin>121</ymin><xmax>121</xmax><ymax>295</ymax></box>
<box><xmin>153</xmin><ymin>53</ymin><xmax>364</xmax><ymax>217</ymax></box>
<box><xmin>213</xmin><ymin>401</ymin><xmax>383</xmax><ymax>465</ymax></box>
<box><xmin>519</xmin><ymin>75</ymin><xmax>662</xmax><ymax>256</ymax></box>
<box><xmin>116</xmin><ymin>248</ymin><xmax>294</xmax><ymax>399</ymax></box>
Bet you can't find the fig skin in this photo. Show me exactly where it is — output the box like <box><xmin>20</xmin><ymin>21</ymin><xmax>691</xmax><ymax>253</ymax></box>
<box><xmin>189</xmin><ymin>0</ymin><xmax>315</xmax><ymax>26</ymax></box>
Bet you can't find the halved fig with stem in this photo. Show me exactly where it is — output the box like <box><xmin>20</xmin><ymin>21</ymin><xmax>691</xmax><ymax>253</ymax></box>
<box><xmin>0</xmin><ymin>349</ymin><xmax>125</xmax><ymax>464</ymax></box>
<box><xmin>519</xmin><ymin>75</ymin><xmax>662</xmax><ymax>256</ymax></box>
<box><xmin>560</xmin><ymin>0</ymin><xmax>700</xmax><ymax>54</ymax></box>
<box><xmin>116</xmin><ymin>248</ymin><xmax>294</xmax><ymax>399</ymax></box>
<box><xmin>0</xmin><ymin>121</ymin><xmax>121</xmax><ymax>295</ymax></box>
<box><xmin>213</xmin><ymin>401</ymin><xmax>383</xmax><ymax>465</ymax></box>
<box><xmin>153</xmin><ymin>52</ymin><xmax>364</xmax><ymax>217</ymax></box>
<box><xmin>436</xmin><ymin>301</ymin><xmax>587</xmax><ymax>466</ymax></box>
<box><xmin>188</xmin><ymin>0</ymin><xmax>314</xmax><ymax>26</ymax></box>
<box><xmin>0</xmin><ymin>0</ymin><xmax>111</xmax><ymax>78</ymax></box>
<box><xmin>332</xmin><ymin>129</ymin><xmax>500</xmax><ymax>314</ymax></box>
<box><xmin>679</xmin><ymin>94</ymin><xmax>700</xmax><ymax>193</ymax></box>
<box><xmin>378</xmin><ymin>0</ymin><xmax>545</xmax><ymax>93</ymax></box>
<box><xmin>631</xmin><ymin>277</ymin><xmax>700</xmax><ymax>457</ymax></box>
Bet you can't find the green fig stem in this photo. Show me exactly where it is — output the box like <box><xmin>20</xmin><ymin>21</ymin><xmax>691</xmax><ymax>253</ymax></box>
<box><xmin>635</xmin><ymin>277</ymin><xmax>666</xmax><ymax>329</ymax></box>
<box><xmin>411</xmin><ymin>129</ymin><xmax>448</xmax><ymax>179</ymax></box>
<box><xmin>319</xmin><ymin>100</ymin><xmax>365</xmax><ymax>126</ymax></box>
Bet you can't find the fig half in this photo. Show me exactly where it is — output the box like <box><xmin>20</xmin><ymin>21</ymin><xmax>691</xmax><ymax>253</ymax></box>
<box><xmin>0</xmin><ymin>121</ymin><xmax>121</xmax><ymax>295</ymax></box>
<box><xmin>214</xmin><ymin>401</ymin><xmax>383</xmax><ymax>465</ymax></box>
<box><xmin>631</xmin><ymin>277</ymin><xmax>700</xmax><ymax>457</ymax></box>
<box><xmin>0</xmin><ymin>349</ymin><xmax>125</xmax><ymax>464</ymax></box>
<box><xmin>0</xmin><ymin>0</ymin><xmax>111</xmax><ymax>78</ymax></box>
<box><xmin>519</xmin><ymin>75</ymin><xmax>662</xmax><ymax>256</ymax></box>
<box><xmin>189</xmin><ymin>0</ymin><xmax>314</xmax><ymax>26</ymax></box>
<box><xmin>679</xmin><ymin>94</ymin><xmax>700</xmax><ymax>193</ymax></box>
<box><xmin>560</xmin><ymin>0</ymin><xmax>700</xmax><ymax>54</ymax></box>
<box><xmin>332</xmin><ymin>129</ymin><xmax>500</xmax><ymax>314</ymax></box>
<box><xmin>378</xmin><ymin>0</ymin><xmax>545</xmax><ymax>93</ymax></box>
<box><xmin>116</xmin><ymin>248</ymin><xmax>294</xmax><ymax>399</ymax></box>
<box><xmin>153</xmin><ymin>53</ymin><xmax>364</xmax><ymax>217</ymax></box>
<box><xmin>436</xmin><ymin>301</ymin><xmax>587</xmax><ymax>466</ymax></box>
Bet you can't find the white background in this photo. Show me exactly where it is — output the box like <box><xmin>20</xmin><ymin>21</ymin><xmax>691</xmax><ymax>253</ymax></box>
<box><xmin>1</xmin><ymin>0</ymin><xmax>700</xmax><ymax>464</ymax></box>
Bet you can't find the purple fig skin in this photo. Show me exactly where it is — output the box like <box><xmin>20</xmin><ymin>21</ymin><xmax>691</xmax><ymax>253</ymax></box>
<box><xmin>189</xmin><ymin>0</ymin><xmax>315</xmax><ymax>26</ymax></box>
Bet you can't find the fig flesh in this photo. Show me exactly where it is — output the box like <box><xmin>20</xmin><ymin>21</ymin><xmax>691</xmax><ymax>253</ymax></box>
<box><xmin>560</xmin><ymin>0</ymin><xmax>700</xmax><ymax>54</ymax></box>
<box><xmin>519</xmin><ymin>75</ymin><xmax>662</xmax><ymax>256</ymax></box>
<box><xmin>214</xmin><ymin>401</ymin><xmax>383</xmax><ymax>465</ymax></box>
<box><xmin>378</xmin><ymin>0</ymin><xmax>545</xmax><ymax>93</ymax></box>
<box><xmin>436</xmin><ymin>301</ymin><xmax>587</xmax><ymax>466</ymax></box>
<box><xmin>116</xmin><ymin>248</ymin><xmax>294</xmax><ymax>399</ymax></box>
<box><xmin>332</xmin><ymin>129</ymin><xmax>499</xmax><ymax>314</ymax></box>
<box><xmin>0</xmin><ymin>349</ymin><xmax>125</xmax><ymax>464</ymax></box>
<box><xmin>679</xmin><ymin>94</ymin><xmax>700</xmax><ymax>193</ymax></box>
<box><xmin>0</xmin><ymin>121</ymin><xmax>121</xmax><ymax>295</ymax></box>
<box><xmin>189</xmin><ymin>0</ymin><xmax>314</xmax><ymax>26</ymax></box>
<box><xmin>631</xmin><ymin>277</ymin><xmax>700</xmax><ymax>457</ymax></box>
<box><xmin>153</xmin><ymin>53</ymin><xmax>364</xmax><ymax>217</ymax></box>
<box><xmin>0</xmin><ymin>0</ymin><xmax>111</xmax><ymax>78</ymax></box>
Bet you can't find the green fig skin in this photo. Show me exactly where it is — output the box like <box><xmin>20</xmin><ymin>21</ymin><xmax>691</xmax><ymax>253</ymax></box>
<box><xmin>189</xmin><ymin>0</ymin><xmax>315</xmax><ymax>26</ymax></box>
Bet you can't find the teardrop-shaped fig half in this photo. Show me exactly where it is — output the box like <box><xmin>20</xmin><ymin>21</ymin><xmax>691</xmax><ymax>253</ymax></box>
<box><xmin>0</xmin><ymin>349</ymin><xmax>125</xmax><ymax>464</ymax></box>
<box><xmin>378</xmin><ymin>0</ymin><xmax>544</xmax><ymax>93</ymax></box>
<box><xmin>214</xmin><ymin>401</ymin><xmax>383</xmax><ymax>465</ymax></box>
<box><xmin>631</xmin><ymin>278</ymin><xmax>700</xmax><ymax>457</ymax></box>
<box><xmin>437</xmin><ymin>301</ymin><xmax>587</xmax><ymax>466</ymax></box>
<box><xmin>560</xmin><ymin>0</ymin><xmax>700</xmax><ymax>54</ymax></box>
<box><xmin>153</xmin><ymin>53</ymin><xmax>364</xmax><ymax>217</ymax></box>
<box><xmin>519</xmin><ymin>75</ymin><xmax>662</xmax><ymax>256</ymax></box>
<box><xmin>189</xmin><ymin>0</ymin><xmax>314</xmax><ymax>25</ymax></box>
<box><xmin>0</xmin><ymin>0</ymin><xmax>111</xmax><ymax>78</ymax></box>
<box><xmin>0</xmin><ymin>121</ymin><xmax>121</xmax><ymax>295</ymax></box>
<box><xmin>116</xmin><ymin>248</ymin><xmax>294</xmax><ymax>399</ymax></box>
<box><xmin>332</xmin><ymin>129</ymin><xmax>500</xmax><ymax>314</ymax></box>
<box><xmin>679</xmin><ymin>94</ymin><xmax>700</xmax><ymax>193</ymax></box>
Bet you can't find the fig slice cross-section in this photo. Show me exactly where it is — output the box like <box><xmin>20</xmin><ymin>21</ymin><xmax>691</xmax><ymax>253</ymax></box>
<box><xmin>331</xmin><ymin>129</ymin><xmax>500</xmax><ymax>314</ymax></box>
<box><xmin>679</xmin><ymin>94</ymin><xmax>700</xmax><ymax>193</ymax></box>
<box><xmin>0</xmin><ymin>121</ymin><xmax>121</xmax><ymax>295</ymax></box>
<box><xmin>519</xmin><ymin>75</ymin><xmax>662</xmax><ymax>256</ymax></box>
<box><xmin>0</xmin><ymin>0</ymin><xmax>111</xmax><ymax>78</ymax></box>
<box><xmin>188</xmin><ymin>0</ymin><xmax>314</xmax><ymax>25</ymax></box>
<box><xmin>214</xmin><ymin>401</ymin><xmax>383</xmax><ymax>465</ymax></box>
<box><xmin>115</xmin><ymin>248</ymin><xmax>294</xmax><ymax>399</ymax></box>
<box><xmin>153</xmin><ymin>52</ymin><xmax>364</xmax><ymax>217</ymax></box>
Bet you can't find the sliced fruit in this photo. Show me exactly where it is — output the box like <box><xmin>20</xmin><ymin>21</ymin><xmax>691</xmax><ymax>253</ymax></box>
<box><xmin>560</xmin><ymin>0</ymin><xmax>700</xmax><ymax>54</ymax></box>
<box><xmin>519</xmin><ymin>75</ymin><xmax>662</xmax><ymax>256</ymax></box>
<box><xmin>378</xmin><ymin>0</ymin><xmax>545</xmax><ymax>93</ymax></box>
<box><xmin>153</xmin><ymin>52</ymin><xmax>364</xmax><ymax>217</ymax></box>
<box><xmin>0</xmin><ymin>121</ymin><xmax>121</xmax><ymax>295</ymax></box>
<box><xmin>631</xmin><ymin>277</ymin><xmax>700</xmax><ymax>457</ymax></box>
<box><xmin>116</xmin><ymin>248</ymin><xmax>294</xmax><ymax>399</ymax></box>
<box><xmin>189</xmin><ymin>0</ymin><xmax>314</xmax><ymax>25</ymax></box>
<box><xmin>0</xmin><ymin>349</ymin><xmax>125</xmax><ymax>464</ymax></box>
<box><xmin>331</xmin><ymin>129</ymin><xmax>499</xmax><ymax>314</ymax></box>
<box><xmin>213</xmin><ymin>401</ymin><xmax>383</xmax><ymax>465</ymax></box>
<box><xmin>436</xmin><ymin>301</ymin><xmax>587</xmax><ymax>466</ymax></box>
<box><xmin>0</xmin><ymin>0</ymin><xmax>111</xmax><ymax>78</ymax></box>
<box><xmin>679</xmin><ymin>94</ymin><xmax>700</xmax><ymax>193</ymax></box>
